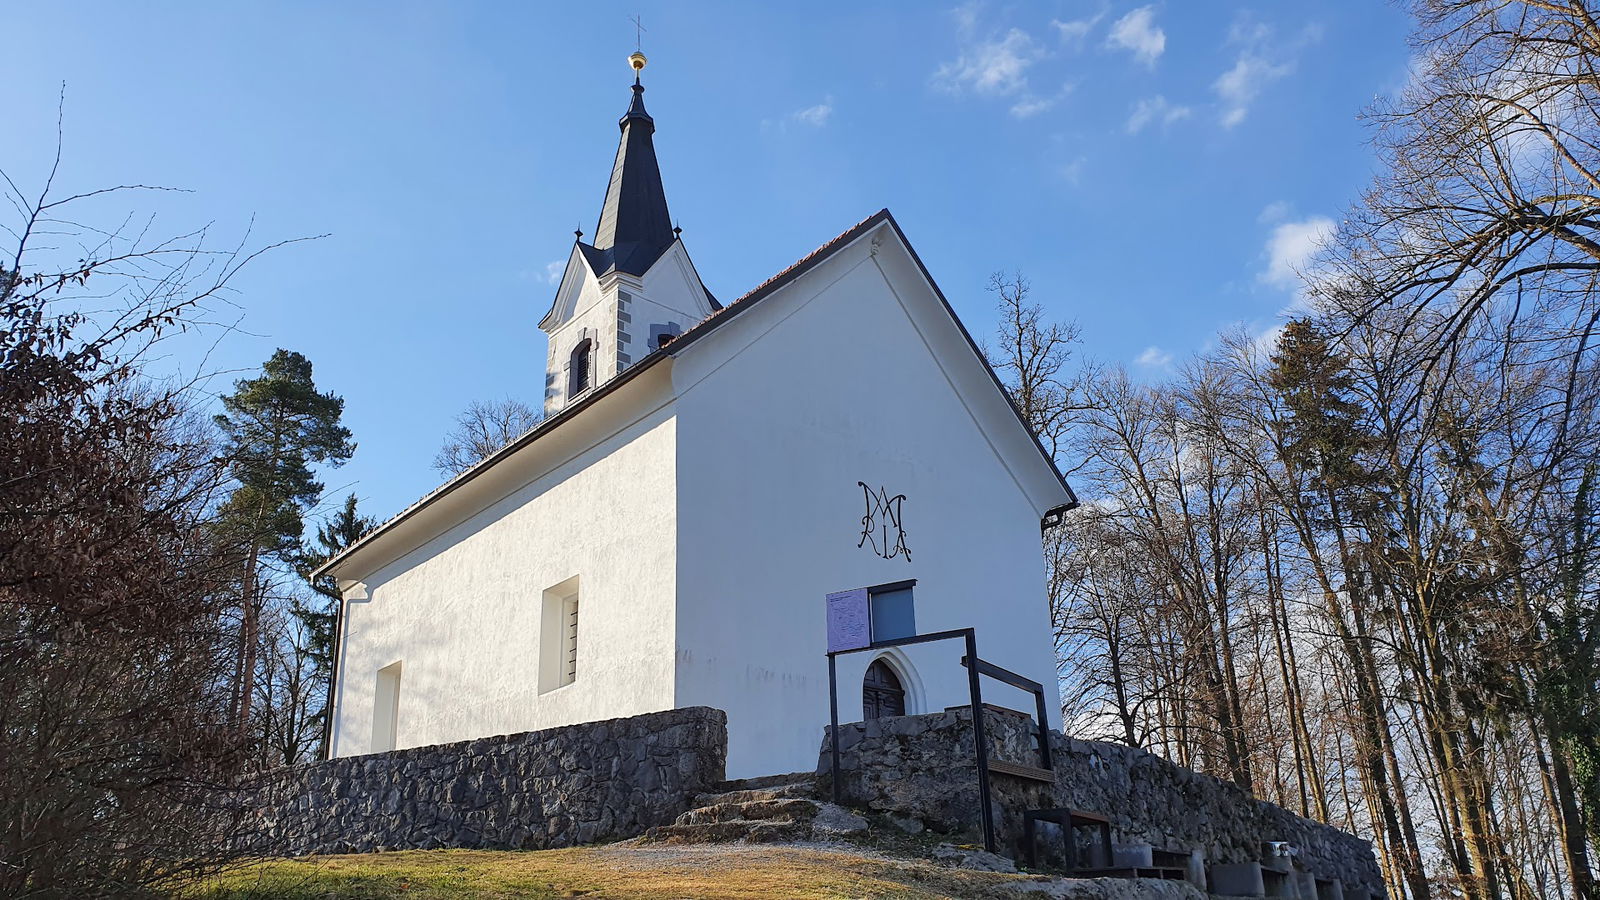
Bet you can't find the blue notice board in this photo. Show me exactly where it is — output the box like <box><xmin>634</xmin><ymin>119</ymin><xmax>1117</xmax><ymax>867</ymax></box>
<box><xmin>826</xmin><ymin>588</ymin><xmax>871</xmax><ymax>652</ymax></box>
<box><xmin>869</xmin><ymin>585</ymin><xmax>916</xmax><ymax>643</ymax></box>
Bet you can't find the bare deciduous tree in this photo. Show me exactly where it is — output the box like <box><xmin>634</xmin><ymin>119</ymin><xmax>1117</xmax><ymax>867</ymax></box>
<box><xmin>0</xmin><ymin>144</ymin><xmax>279</xmax><ymax>893</ymax></box>
<box><xmin>433</xmin><ymin>398</ymin><xmax>543</xmax><ymax>477</ymax></box>
<box><xmin>984</xmin><ymin>271</ymin><xmax>1084</xmax><ymax>464</ymax></box>
<box><xmin>1040</xmin><ymin>308</ymin><xmax>1597</xmax><ymax>900</ymax></box>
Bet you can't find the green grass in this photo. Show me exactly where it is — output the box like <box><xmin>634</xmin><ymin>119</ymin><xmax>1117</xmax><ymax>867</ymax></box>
<box><xmin>181</xmin><ymin>844</ymin><xmax>1060</xmax><ymax>899</ymax></box>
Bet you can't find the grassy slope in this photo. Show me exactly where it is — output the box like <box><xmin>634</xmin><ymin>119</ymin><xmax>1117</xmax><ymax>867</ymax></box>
<box><xmin>182</xmin><ymin>844</ymin><xmax>1066</xmax><ymax>899</ymax></box>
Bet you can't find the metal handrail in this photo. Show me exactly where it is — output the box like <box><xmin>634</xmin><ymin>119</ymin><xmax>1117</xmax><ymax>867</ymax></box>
<box><xmin>825</xmin><ymin>627</ymin><xmax>1054</xmax><ymax>855</ymax></box>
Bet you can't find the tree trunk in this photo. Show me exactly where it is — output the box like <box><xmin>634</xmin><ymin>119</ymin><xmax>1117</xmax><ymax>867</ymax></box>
<box><xmin>235</xmin><ymin>541</ymin><xmax>261</xmax><ymax>735</ymax></box>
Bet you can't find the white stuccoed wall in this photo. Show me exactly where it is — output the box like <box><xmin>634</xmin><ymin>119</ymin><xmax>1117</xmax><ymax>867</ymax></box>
<box><xmin>328</xmin><ymin>374</ymin><xmax>680</xmax><ymax>758</ymax></box>
<box><xmin>670</xmin><ymin>224</ymin><xmax>1066</xmax><ymax>779</ymax></box>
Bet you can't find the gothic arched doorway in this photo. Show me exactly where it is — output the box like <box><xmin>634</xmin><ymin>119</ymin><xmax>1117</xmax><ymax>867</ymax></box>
<box><xmin>862</xmin><ymin>659</ymin><xmax>906</xmax><ymax>720</ymax></box>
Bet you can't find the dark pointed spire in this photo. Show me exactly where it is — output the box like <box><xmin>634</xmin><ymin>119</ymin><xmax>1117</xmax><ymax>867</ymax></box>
<box><xmin>591</xmin><ymin>59</ymin><xmax>674</xmax><ymax>276</ymax></box>
<box><xmin>622</xmin><ymin>76</ymin><xmax>653</xmax><ymax>129</ymax></box>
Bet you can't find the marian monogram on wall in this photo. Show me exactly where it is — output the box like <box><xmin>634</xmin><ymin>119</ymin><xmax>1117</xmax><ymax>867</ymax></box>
<box><xmin>857</xmin><ymin>482</ymin><xmax>910</xmax><ymax>561</ymax></box>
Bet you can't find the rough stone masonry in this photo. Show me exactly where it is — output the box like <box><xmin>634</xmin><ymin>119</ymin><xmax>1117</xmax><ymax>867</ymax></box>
<box><xmin>241</xmin><ymin>701</ymin><xmax>1382</xmax><ymax>900</ymax></box>
<box><xmin>240</xmin><ymin>707</ymin><xmax>726</xmax><ymax>855</ymax></box>
<box><xmin>821</xmin><ymin>705</ymin><xmax>1385</xmax><ymax>898</ymax></box>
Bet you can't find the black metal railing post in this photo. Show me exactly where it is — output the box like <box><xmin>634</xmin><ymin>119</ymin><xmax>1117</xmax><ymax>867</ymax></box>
<box><xmin>828</xmin><ymin>652</ymin><xmax>842</xmax><ymax>804</ymax></box>
<box><xmin>964</xmin><ymin>628</ymin><xmax>997</xmax><ymax>854</ymax></box>
<box><xmin>1033</xmin><ymin>685</ymin><xmax>1053</xmax><ymax>772</ymax></box>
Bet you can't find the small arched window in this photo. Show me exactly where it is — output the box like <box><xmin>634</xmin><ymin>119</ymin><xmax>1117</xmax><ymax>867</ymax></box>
<box><xmin>863</xmin><ymin>659</ymin><xmax>906</xmax><ymax>720</ymax></box>
<box><xmin>568</xmin><ymin>339</ymin><xmax>592</xmax><ymax>397</ymax></box>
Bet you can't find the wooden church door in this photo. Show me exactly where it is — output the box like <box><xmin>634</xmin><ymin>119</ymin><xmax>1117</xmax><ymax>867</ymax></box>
<box><xmin>862</xmin><ymin>659</ymin><xmax>906</xmax><ymax>719</ymax></box>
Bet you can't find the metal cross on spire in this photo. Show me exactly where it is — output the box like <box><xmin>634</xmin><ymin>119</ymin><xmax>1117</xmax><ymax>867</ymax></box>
<box><xmin>627</xmin><ymin>16</ymin><xmax>648</xmax><ymax>83</ymax></box>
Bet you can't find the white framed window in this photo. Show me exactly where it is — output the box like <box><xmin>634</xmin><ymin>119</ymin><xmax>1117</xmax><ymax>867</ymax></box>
<box><xmin>372</xmin><ymin>660</ymin><xmax>401</xmax><ymax>752</ymax></box>
<box><xmin>539</xmin><ymin>576</ymin><xmax>581</xmax><ymax>693</ymax></box>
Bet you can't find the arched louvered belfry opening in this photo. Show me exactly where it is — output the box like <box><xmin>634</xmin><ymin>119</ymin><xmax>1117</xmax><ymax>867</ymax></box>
<box><xmin>568</xmin><ymin>339</ymin><xmax>593</xmax><ymax>397</ymax></box>
<box><xmin>862</xmin><ymin>658</ymin><xmax>906</xmax><ymax>720</ymax></box>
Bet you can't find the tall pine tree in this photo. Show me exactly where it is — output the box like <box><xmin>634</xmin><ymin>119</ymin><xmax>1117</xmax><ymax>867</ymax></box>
<box><xmin>215</xmin><ymin>349</ymin><xmax>354</xmax><ymax>736</ymax></box>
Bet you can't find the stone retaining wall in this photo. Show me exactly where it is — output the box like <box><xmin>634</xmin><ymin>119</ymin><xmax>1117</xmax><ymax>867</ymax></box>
<box><xmin>243</xmin><ymin>707</ymin><xmax>726</xmax><ymax>856</ymax></box>
<box><xmin>821</xmin><ymin>706</ymin><xmax>1384</xmax><ymax>898</ymax></box>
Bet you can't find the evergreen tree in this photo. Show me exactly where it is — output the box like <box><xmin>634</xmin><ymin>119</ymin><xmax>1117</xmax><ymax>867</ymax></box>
<box><xmin>215</xmin><ymin>349</ymin><xmax>354</xmax><ymax>733</ymax></box>
<box><xmin>1267</xmin><ymin>318</ymin><xmax>1371</xmax><ymax>497</ymax></box>
<box><xmin>1541</xmin><ymin>464</ymin><xmax>1600</xmax><ymax>862</ymax></box>
<box><xmin>293</xmin><ymin>492</ymin><xmax>376</xmax><ymax>751</ymax></box>
<box><xmin>1267</xmin><ymin>319</ymin><xmax>1434</xmax><ymax>899</ymax></box>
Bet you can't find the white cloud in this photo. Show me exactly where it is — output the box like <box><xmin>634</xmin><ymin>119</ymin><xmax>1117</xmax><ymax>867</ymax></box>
<box><xmin>936</xmin><ymin>9</ymin><xmax>1064</xmax><ymax>119</ymax></box>
<box><xmin>1257</xmin><ymin>200</ymin><xmax>1291</xmax><ymax>223</ymax></box>
<box><xmin>1058</xmin><ymin>155</ymin><xmax>1088</xmax><ymax>185</ymax></box>
<box><xmin>545</xmin><ymin>260</ymin><xmax>565</xmax><ymax>285</ymax></box>
<box><xmin>761</xmin><ymin>97</ymin><xmax>836</xmax><ymax>133</ymax></box>
<box><xmin>1212</xmin><ymin>15</ymin><xmax>1320</xmax><ymax>127</ymax></box>
<box><xmin>1052</xmin><ymin>11</ymin><xmax>1104</xmax><ymax>47</ymax></box>
<box><xmin>1011</xmin><ymin>95</ymin><xmax>1055</xmax><ymax>118</ymax></box>
<box><xmin>1011</xmin><ymin>82</ymin><xmax>1075</xmax><ymax>118</ymax></box>
<box><xmin>935</xmin><ymin>26</ymin><xmax>1047</xmax><ymax>97</ymax></box>
<box><xmin>1126</xmin><ymin>95</ymin><xmax>1190</xmax><ymax>134</ymax></box>
<box><xmin>1214</xmin><ymin>55</ymin><xmax>1293</xmax><ymax>127</ymax></box>
<box><xmin>1136</xmin><ymin>345</ymin><xmax>1174</xmax><ymax>368</ymax></box>
<box><xmin>951</xmin><ymin>0</ymin><xmax>982</xmax><ymax>35</ymax></box>
<box><xmin>1261</xmin><ymin>216</ymin><xmax>1335</xmax><ymax>289</ymax></box>
<box><xmin>1107</xmin><ymin>6</ymin><xmax>1166</xmax><ymax>66</ymax></box>
<box><xmin>1228</xmin><ymin>16</ymin><xmax>1272</xmax><ymax>47</ymax></box>
<box><xmin>790</xmin><ymin>99</ymin><xmax>833</xmax><ymax>127</ymax></box>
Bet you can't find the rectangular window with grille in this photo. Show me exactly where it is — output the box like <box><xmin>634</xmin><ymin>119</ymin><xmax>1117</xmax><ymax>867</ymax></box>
<box><xmin>562</xmin><ymin>595</ymin><xmax>579</xmax><ymax>685</ymax></box>
<box><xmin>539</xmin><ymin>576</ymin><xmax>581</xmax><ymax>693</ymax></box>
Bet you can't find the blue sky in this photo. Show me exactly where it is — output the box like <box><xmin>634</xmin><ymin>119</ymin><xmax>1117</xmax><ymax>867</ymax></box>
<box><xmin>6</xmin><ymin>1</ymin><xmax>1415</xmax><ymax>525</ymax></box>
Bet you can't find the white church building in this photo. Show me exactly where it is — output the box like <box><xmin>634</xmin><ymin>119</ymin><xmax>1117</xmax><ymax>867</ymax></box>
<box><xmin>317</xmin><ymin>61</ymin><xmax>1078</xmax><ymax>779</ymax></box>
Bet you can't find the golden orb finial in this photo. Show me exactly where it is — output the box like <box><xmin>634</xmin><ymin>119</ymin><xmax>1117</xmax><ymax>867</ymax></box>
<box><xmin>629</xmin><ymin>51</ymin><xmax>648</xmax><ymax>74</ymax></box>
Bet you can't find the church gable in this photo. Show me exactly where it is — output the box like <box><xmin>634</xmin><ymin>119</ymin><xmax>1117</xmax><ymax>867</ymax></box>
<box><xmin>539</xmin><ymin>245</ymin><xmax>601</xmax><ymax>331</ymax></box>
<box><xmin>627</xmin><ymin>241</ymin><xmax>718</xmax><ymax>347</ymax></box>
<box><xmin>664</xmin><ymin>210</ymin><xmax>1074</xmax><ymax>517</ymax></box>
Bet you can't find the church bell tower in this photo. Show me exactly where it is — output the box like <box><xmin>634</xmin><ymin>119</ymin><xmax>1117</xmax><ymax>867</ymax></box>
<box><xmin>537</xmin><ymin>52</ymin><xmax>719</xmax><ymax>416</ymax></box>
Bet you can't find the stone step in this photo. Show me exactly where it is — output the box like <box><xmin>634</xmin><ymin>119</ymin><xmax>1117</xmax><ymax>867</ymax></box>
<box><xmin>643</xmin><ymin>819</ymin><xmax>805</xmax><ymax>845</ymax></box>
<box><xmin>675</xmin><ymin>798</ymin><xmax>820</xmax><ymax>827</ymax></box>
<box><xmin>693</xmin><ymin>781</ymin><xmax>818</xmax><ymax>807</ymax></box>
<box><xmin>711</xmin><ymin>771</ymin><xmax>817</xmax><ymax>792</ymax></box>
